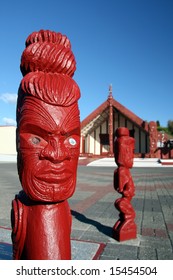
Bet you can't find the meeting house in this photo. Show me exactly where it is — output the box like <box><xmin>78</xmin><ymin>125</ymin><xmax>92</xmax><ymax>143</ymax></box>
<box><xmin>80</xmin><ymin>86</ymin><xmax>169</xmax><ymax>159</ymax></box>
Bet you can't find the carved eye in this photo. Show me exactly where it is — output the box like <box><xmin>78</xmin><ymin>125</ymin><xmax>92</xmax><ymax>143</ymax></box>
<box><xmin>32</xmin><ymin>137</ymin><xmax>41</xmax><ymax>144</ymax></box>
<box><xmin>68</xmin><ymin>137</ymin><xmax>77</xmax><ymax>146</ymax></box>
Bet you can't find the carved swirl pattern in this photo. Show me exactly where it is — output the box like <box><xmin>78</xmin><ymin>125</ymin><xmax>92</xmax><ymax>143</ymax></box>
<box><xmin>20</xmin><ymin>72</ymin><xmax>80</xmax><ymax>106</ymax></box>
<box><xmin>148</xmin><ymin>121</ymin><xmax>158</xmax><ymax>156</ymax></box>
<box><xmin>25</xmin><ymin>29</ymin><xmax>71</xmax><ymax>48</ymax></box>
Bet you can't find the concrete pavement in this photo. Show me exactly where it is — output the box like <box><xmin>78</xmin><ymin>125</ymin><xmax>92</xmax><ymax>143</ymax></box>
<box><xmin>80</xmin><ymin>157</ymin><xmax>173</xmax><ymax>167</ymax></box>
<box><xmin>0</xmin><ymin>159</ymin><xmax>173</xmax><ymax>260</ymax></box>
<box><xmin>70</xmin><ymin>166</ymin><xmax>173</xmax><ymax>260</ymax></box>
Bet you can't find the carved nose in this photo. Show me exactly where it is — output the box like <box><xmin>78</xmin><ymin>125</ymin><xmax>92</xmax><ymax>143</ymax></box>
<box><xmin>40</xmin><ymin>138</ymin><xmax>69</xmax><ymax>162</ymax></box>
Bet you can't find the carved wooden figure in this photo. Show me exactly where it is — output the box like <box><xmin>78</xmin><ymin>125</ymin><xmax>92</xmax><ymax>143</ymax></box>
<box><xmin>11</xmin><ymin>30</ymin><xmax>80</xmax><ymax>259</ymax></box>
<box><xmin>112</xmin><ymin>127</ymin><xmax>137</xmax><ymax>241</ymax></box>
<box><xmin>148</xmin><ymin>121</ymin><xmax>158</xmax><ymax>157</ymax></box>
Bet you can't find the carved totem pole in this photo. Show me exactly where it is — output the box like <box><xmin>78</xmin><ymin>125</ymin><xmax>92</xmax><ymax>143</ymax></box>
<box><xmin>148</xmin><ymin>121</ymin><xmax>158</xmax><ymax>157</ymax></box>
<box><xmin>11</xmin><ymin>30</ymin><xmax>80</xmax><ymax>259</ymax></box>
<box><xmin>112</xmin><ymin>127</ymin><xmax>137</xmax><ymax>241</ymax></box>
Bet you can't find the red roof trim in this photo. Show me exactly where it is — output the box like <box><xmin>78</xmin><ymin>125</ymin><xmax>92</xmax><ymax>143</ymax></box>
<box><xmin>81</xmin><ymin>97</ymin><xmax>146</xmax><ymax>130</ymax></box>
<box><xmin>81</xmin><ymin>100</ymin><xmax>109</xmax><ymax>128</ymax></box>
<box><xmin>111</xmin><ymin>99</ymin><xmax>144</xmax><ymax>127</ymax></box>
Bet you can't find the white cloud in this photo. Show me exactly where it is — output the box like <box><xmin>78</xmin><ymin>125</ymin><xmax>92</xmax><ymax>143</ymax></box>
<box><xmin>0</xmin><ymin>93</ymin><xmax>17</xmax><ymax>104</ymax></box>
<box><xmin>3</xmin><ymin>117</ymin><xmax>16</xmax><ymax>126</ymax></box>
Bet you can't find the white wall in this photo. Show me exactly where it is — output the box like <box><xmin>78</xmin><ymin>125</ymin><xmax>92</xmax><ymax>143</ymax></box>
<box><xmin>0</xmin><ymin>126</ymin><xmax>16</xmax><ymax>154</ymax></box>
<box><xmin>89</xmin><ymin>132</ymin><xmax>95</xmax><ymax>154</ymax></box>
<box><xmin>95</xmin><ymin>127</ymin><xmax>100</xmax><ymax>155</ymax></box>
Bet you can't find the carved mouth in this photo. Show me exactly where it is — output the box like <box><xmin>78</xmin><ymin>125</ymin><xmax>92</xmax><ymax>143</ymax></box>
<box><xmin>34</xmin><ymin>162</ymin><xmax>74</xmax><ymax>183</ymax></box>
<box><xmin>35</xmin><ymin>172</ymin><xmax>72</xmax><ymax>183</ymax></box>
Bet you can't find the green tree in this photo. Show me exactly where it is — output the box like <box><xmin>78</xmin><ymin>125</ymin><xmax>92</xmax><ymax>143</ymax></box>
<box><xmin>167</xmin><ymin>120</ymin><xmax>173</xmax><ymax>135</ymax></box>
<box><xmin>156</xmin><ymin>120</ymin><xmax>160</xmax><ymax>127</ymax></box>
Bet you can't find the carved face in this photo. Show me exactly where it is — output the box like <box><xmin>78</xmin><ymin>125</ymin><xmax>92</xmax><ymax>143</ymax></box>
<box><xmin>17</xmin><ymin>96</ymin><xmax>80</xmax><ymax>202</ymax></box>
<box><xmin>115</xmin><ymin>137</ymin><xmax>135</xmax><ymax>169</ymax></box>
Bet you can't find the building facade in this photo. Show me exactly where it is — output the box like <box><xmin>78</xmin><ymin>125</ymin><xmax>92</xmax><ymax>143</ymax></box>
<box><xmin>80</xmin><ymin>86</ymin><xmax>170</xmax><ymax>158</ymax></box>
<box><xmin>0</xmin><ymin>126</ymin><xmax>16</xmax><ymax>155</ymax></box>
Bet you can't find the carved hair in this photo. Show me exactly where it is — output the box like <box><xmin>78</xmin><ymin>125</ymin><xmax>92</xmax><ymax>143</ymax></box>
<box><xmin>17</xmin><ymin>29</ymin><xmax>80</xmax><ymax>123</ymax></box>
<box><xmin>25</xmin><ymin>29</ymin><xmax>71</xmax><ymax>48</ymax></box>
<box><xmin>20</xmin><ymin>72</ymin><xmax>80</xmax><ymax>106</ymax></box>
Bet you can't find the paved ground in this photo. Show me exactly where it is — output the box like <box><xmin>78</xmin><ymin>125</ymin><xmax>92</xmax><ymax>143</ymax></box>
<box><xmin>0</xmin><ymin>162</ymin><xmax>173</xmax><ymax>260</ymax></box>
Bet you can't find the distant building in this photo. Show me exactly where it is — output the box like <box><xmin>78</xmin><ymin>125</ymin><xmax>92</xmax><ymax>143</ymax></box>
<box><xmin>80</xmin><ymin>86</ymin><xmax>170</xmax><ymax>158</ymax></box>
<box><xmin>0</xmin><ymin>126</ymin><xmax>16</xmax><ymax>155</ymax></box>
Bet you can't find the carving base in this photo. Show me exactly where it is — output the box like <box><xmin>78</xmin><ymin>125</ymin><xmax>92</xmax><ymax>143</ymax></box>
<box><xmin>112</xmin><ymin>221</ymin><xmax>137</xmax><ymax>242</ymax></box>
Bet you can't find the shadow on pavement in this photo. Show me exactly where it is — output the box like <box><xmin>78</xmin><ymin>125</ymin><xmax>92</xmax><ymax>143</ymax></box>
<box><xmin>71</xmin><ymin>210</ymin><xmax>113</xmax><ymax>238</ymax></box>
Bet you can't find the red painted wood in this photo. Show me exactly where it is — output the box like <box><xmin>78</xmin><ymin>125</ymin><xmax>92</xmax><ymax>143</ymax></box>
<box><xmin>11</xmin><ymin>29</ymin><xmax>80</xmax><ymax>259</ymax></box>
<box><xmin>113</xmin><ymin>127</ymin><xmax>137</xmax><ymax>241</ymax></box>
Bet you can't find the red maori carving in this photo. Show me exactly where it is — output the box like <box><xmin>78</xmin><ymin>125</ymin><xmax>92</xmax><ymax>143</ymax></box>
<box><xmin>148</xmin><ymin>121</ymin><xmax>158</xmax><ymax>158</ymax></box>
<box><xmin>11</xmin><ymin>30</ymin><xmax>80</xmax><ymax>259</ymax></box>
<box><xmin>112</xmin><ymin>127</ymin><xmax>137</xmax><ymax>241</ymax></box>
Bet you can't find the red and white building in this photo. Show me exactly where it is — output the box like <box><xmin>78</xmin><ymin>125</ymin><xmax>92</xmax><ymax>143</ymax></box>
<box><xmin>80</xmin><ymin>86</ymin><xmax>171</xmax><ymax>159</ymax></box>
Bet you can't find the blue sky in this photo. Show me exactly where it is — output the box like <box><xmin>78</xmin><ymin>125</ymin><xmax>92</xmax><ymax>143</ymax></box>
<box><xmin>0</xmin><ymin>0</ymin><xmax>172</xmax><ymax>127</ymax></box>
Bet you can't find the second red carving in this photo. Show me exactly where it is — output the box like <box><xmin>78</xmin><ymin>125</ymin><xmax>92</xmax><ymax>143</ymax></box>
<box><xmin>113</xmin><ymin>127</ymin><xmax>137</xmax><ymax>241</ymax></box>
